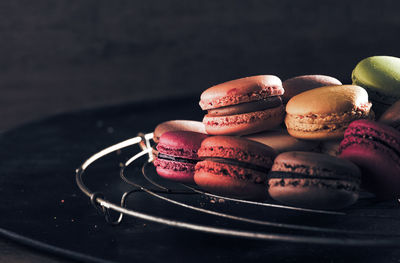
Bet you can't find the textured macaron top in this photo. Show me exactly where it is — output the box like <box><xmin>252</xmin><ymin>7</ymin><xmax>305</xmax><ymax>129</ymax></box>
<box><xmin>286</xmin><ymin>85</ymin><xmax>371</xmax><ymax>117</ymax></box>
<box><xmin>157</xmin><ymin>131</ymin><xmax>208</xmax><ymax>159</ymax></box>
<box><xmin>282</xmin><ymin>75</ymin><xmax>342</xmax><ymax>103</ymax></box>
<box><xmin>339</xmin><ymin>119</ymin><xmax>400</xmax><ymax>158</ymax></box>
<box><xmin>270</xmin><ymin>151</ymin><xmax>360</xmax><ymax>181</ymax></box>
<box><xmin>153</xmin><ymin>120</ymin><xmax>206</xmax><ymax>143</ymax></box>
<box><xmin>352</xmin><ymin>56</ymin><xmax>400</xmax><ymax>98</ymax></box>
<box><xmin>197</xmin><ymin>136</ymin><xmax>276</xmax><ymax>168</ymax></box>
<box><xmin>199</xmin><ymin>75</ymin><xmax>283</xmax><ymax>110</ymax></box>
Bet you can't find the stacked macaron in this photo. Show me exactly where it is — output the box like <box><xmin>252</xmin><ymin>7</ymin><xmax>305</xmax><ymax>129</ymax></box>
<box><xmin>150</xmin><ymin>56</ymin><xmax>400</xmax><ymax>209</ymax></box>
<box><xmin>199</xmin><ymin>75</ymin><xmax>285</xmax><ymax>135</ymax></box>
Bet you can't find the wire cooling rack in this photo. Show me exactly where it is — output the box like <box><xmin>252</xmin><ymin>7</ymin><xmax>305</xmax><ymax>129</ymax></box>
<box><xmin>75</xmin><ymin>133</ymin><xmax>400</xmax><ymax>247</ymax></box>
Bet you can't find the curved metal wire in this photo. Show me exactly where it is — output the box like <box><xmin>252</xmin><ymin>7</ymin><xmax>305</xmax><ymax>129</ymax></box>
<box><xmin>75</xmin><ymin>132</ymin><xmax>400</xmax><ymax>247</ymax></box>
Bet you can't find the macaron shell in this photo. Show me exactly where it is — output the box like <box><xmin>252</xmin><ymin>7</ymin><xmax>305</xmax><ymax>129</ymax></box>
<box><xmin>286</xmin><ymin>85</ymin><xmax>370</xmax><ymax>116</ymax></box>
<box><xmin>203</xmin><ymin>105</ymin><xmax>285</xmax><ymax>136</ymax></box>
<box><xmin>156</xmin><ymin>131</ymin><xmax>208</xmax><ymax>159</ymax></box>
<box><xmin>199</xmin><ymin>75</ymin><xmax>283</xmax><ymax>110</ymax></box>
<box><xmin>286</xmin><ymin>123</ymin><xmax>349</xmax><ymax>140</ymax></box>
<box><xmin>282</xmin><ymin>75</ymin><xmax>342</xmax><ymax>103</ymax></box>
<box><xmin>268</xmin><ymin>178</ymin><xmax>359</xmax><ymax>209</ymax></box>
<box><xmin>198</xmin><ymin>135</ymin><xmax>276</xmax><ymax>168</ymax></box>
<box><xmin>153</xmin><ymin>120</ymin><xmax>206</xmax><ymax>143</ymax></box>
<box><xmin>155</xmin><ymin>161</ymin><xmax>196</xmax><ymax>184</ymax></box>
<box><xmin>194</xmin><ymin>161</ymin><xmax>267</xmax><ymax>200</ymax></box>
<box><xmin>379</xmin><ymin>100</ymin><xmax>400</xmax><ymax>130</ymax></box>
<box><xmin>352</xmin><ymin>56</ymin><xmax>400</xmax><ymax>100</ymax></box>
<box><xmin>271</xmin><ymin>151</ymin><xmax>361</xmax><ymax>179</ymax></box>
<box><xmin>245</xmin><ymin>128</ymin><xmax>320</xmax><ymax>153</ymax></box>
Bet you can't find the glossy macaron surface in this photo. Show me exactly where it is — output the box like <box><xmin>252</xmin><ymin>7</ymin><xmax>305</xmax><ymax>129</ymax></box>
<box><xmin>199</xmin><ymin>75</ymin><xmax>284</xmax><ymax>110</ymax></box>
<box><xmin>194</xmin><ymin>136</ymin><xmax>276</xmax><ymax>200</ymax></box>
<box><xmin>352</xmin><ymin>56</ymin><xmax>400</xmax><ymax>106</ymax></box>
<box><xmin>339</xmin><ymin>120</ymin><xmax>400</xmax><ymax>198</ymax></box>
<box><xmin>268</xmin><ymin>151</ymin><xmax>360</xmax><ymax>209</ymax></box>
<box><xmin>282</xmin><ymin>75</ymin><xmax>342</xmax><ymax>103</ymax></box>
<box><xmin>154</xmin><ymin>131</ymin><xmax>208</xmax><ymax>183</ymax></box>
<box><xmin>285</xmin><ymin>85</ymin><xmax>372</xmax><ymax>140</ymax></box>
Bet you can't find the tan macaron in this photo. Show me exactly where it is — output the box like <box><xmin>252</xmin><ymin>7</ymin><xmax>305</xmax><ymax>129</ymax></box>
<box><xmin>285</xmin><ymin>85</ymin><xmax>373</xmax><ymax>140</ymax></box>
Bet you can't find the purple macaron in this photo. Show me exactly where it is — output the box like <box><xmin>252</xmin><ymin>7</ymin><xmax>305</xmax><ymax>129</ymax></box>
<box><xmin>153</xmin><ymin>131</ymin><xmax>208</xmax><ymax>183</ymax></box>
<box><xmin>339</xmin><ymin>120</ymin><xmax>400</xmax><ymax>198</ymax></box>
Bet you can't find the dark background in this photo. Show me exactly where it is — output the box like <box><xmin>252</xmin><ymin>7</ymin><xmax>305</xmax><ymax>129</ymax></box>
<box><xmin>2</xmin><ymin>0</ymin><xmax>400</xmax><ymax>131</ymax></box>
<box><xmin>1</xmin><ymin>1</ymin><xmax>400</xmax><ymax>262</ymax></box>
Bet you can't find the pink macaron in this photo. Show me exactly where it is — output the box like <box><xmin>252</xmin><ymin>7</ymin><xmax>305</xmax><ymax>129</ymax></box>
<box><xmin>339</xmin><ymin>120</ymin><xmax>400</xmax><ymax>198</ymax></box>
<box><xmin>154</xmin><ymin>131</ymin><xmax>208</xmax><ymax>183</ymax></box>
<box><xmin>199</xmin><ymin>75</ymin><xmax>285</xmax><ymax>136</ymax></box>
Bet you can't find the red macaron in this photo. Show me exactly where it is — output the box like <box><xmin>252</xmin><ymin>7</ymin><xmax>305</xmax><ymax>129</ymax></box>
<box><xmin>154</xmin><ymin>131</ymin><xmax>208</xmax><ymax>184</ymax></box>
<box><xmin>194</xmin><ymin>136</ymin><xmax>276</xmax><ymax>200</ymax></box>
<box><xmin>339</xmin><ymin>120</ymin><xmax>400</xmax><ymax>198</ymax></box>
<box><xmin>199</xmin><ymin>75</ymin><xmax>285</xmax><ymax>136</ymax></box>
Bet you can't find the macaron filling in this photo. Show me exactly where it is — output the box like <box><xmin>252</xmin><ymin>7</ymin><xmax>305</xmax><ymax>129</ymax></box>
<box><xmin>206</xmin><ymin>96</ymin><xmax>282</xmax><ymax>117</ymax></box>
<box><xmin>268</xmin><ymin>171</ymin><xmax>360</xmax><ymax>183</ymax></box>
<box><xmin>205</xmin><ymin>157</ymin><xmax>267</xmax><ymax>173</ymax></box>
<box><xmin>157</xmin><ymin>153</ymin><xmax>198</xmax><ymax>164</ymax></box>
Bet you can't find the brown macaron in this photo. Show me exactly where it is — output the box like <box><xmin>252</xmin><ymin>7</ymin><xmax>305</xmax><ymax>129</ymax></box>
<box><xmin>268</xmin><ymin>151</ymin><xmax>361</xmax><ymax>210</ymax></box>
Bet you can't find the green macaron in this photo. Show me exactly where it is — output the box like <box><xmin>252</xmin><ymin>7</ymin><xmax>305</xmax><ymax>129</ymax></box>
<box><xmin>352</xmin><ymin>56</ymin><xmax>400</xmax><ymax>115</ymax></box>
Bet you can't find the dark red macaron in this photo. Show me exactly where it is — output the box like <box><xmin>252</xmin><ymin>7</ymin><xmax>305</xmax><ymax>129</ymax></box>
<box><xmin>154</xmin><ymin>131</ymin><xmax>208</xmax><ymax>183</ymax></box>
<box><xmin>194</xmin><ymin>136</ymin><xmax>276</xmax><ymax>200</ymax></box>
<box><xmin>339</xmin><ymin>120</ymin><xmax>400</xmax><ymax>198</ymax></box>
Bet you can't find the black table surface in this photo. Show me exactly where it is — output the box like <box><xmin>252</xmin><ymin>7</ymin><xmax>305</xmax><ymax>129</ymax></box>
<box><xmin>1</xmin><ymin>96</ymin><xmax>400</xmax><ymax>263</ymax></box>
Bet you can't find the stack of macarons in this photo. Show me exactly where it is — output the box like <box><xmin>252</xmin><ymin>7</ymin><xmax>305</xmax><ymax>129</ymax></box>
<box><xmin>152</xmin><ymin>55</ymin><xmax>400</xmax><ymax>210</ymax></box>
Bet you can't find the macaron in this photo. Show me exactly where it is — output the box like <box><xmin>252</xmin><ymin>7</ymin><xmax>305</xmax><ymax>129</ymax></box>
<box><xmin>154</xmin><ymin>131</ymin><xmax>208</xmax><ymax>183</ymax></box>
<box><xmin>379</xmin><ymin>100</ymin><xmax>400</xmax><ymax>130</ymax></box>
<box><xmin>282</xmin><ymin>75</ymin><xmax>342</xmax><ymax>104</ymax></box>
<box><xmin>199</xmin><ymin>75</ymin><xmax>285</xmax><ymax>136</ymax></box>
<box><xmin>194</xmin><ymin>136</ymin><xmax>276</xmax><ymax>200</ymax></box>
<box><xmin>352</xmin><ymin>56</ymin><xmax>400</xmax><ymax>115</ymax></box>
<box><xmin>244</xmin><ymin>128</ymin><xmax>319</xmax><ymax>153</ymax></box>
<box><xmin>285</xmin><ymin>85</ymin><xmax>373</xmax><ymax>140</ymax></box>
<box><xmin>268</xmin><ymin>151</ymin><xmax>361</xmax><ymax>210</ymax></box>
<box><xmin>339</xmin><ymin>120</ymin><xmax>400</xmax><ymax>198</ymax></box>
